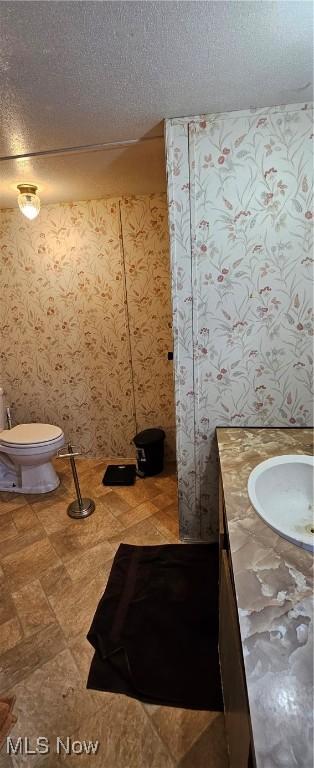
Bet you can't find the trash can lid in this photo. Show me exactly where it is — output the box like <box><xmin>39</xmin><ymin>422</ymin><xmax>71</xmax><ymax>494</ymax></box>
<box><xmin>133</xmin><ymin>428</ymin><xmax>165</xmax><ymax>446</ymax></box>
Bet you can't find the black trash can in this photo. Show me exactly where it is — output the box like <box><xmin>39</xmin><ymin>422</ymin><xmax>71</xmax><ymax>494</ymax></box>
<box><xmin>133</xmin><ymin>428</ymin><xmax>165</xmax><ymax>477</ymax></box>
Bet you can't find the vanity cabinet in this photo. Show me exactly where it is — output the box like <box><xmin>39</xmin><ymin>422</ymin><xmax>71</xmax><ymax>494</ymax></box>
<box><xmin>218</xmin><ymin>473</ymin><xmax>255</xmax><ymax>768</ymax></box>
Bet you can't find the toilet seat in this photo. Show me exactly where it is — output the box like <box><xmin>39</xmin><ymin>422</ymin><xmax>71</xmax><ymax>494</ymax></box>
<box><xmin>0</xmin><ymin>423</ymin><xmax>63</xmax><ymax>448</ymax></box>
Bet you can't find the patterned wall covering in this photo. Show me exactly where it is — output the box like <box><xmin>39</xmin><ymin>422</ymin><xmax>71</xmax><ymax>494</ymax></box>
<box><xmin>166</xmin><ymin>103</ymin><xmax>313</xmax><ymax>541</ymax></box>
<box><xmin>0</xmin><ymin>195</ymin><xmax>175</xmax><ymax>459</ymax></box>
<box><xmin>165</xmin><ymin>121</ymin><xmax>197</xmax><ymax>532</ymax></box>
<box><xmin>121</xmin><ymin>195</ymin><xmax>175</xmax><ymax>459</ymax></box>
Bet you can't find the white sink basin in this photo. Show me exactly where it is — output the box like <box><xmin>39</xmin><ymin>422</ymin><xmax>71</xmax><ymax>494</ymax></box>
<box><xmin>248</xmin><ymin>455</ymin><xmax>314</xmax><ymax>552</ymax></box>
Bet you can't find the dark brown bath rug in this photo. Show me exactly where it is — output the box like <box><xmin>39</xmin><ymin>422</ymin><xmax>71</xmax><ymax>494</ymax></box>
<box><xmin>87</xmin><ymin>543</ymin><xmax>223</xmax><ymax>710</ymax></box>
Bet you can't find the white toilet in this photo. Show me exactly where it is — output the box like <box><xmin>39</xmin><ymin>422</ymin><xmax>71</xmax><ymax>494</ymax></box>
<box><xmin>0</xmin><ymin>389</ymin><xmax>64</xmax><ymax>494</ymax></box>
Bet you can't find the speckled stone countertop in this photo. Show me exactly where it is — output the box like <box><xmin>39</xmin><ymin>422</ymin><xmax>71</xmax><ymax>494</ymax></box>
<box><xmin>216</xmin><ymin>427</ymin><xmax>313</xmax><ymax>768</ymax></box>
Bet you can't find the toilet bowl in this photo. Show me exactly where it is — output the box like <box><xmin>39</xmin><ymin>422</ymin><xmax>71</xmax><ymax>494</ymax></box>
<box><xmin>0</xmin><ymin>423</ymin><xmax>65</xmax><ymax>494</ymax></box>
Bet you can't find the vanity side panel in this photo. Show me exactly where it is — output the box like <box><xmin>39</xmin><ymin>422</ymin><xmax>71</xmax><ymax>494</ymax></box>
<box><xmin>219</xmin><ymin>549</ymin><xmax>252</xmax><ymax>768</ymax></box>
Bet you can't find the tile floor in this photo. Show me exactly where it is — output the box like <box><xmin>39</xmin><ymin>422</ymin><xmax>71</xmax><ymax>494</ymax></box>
<box><xmin>0</xmin><ymin>459</ymin><xmax>228</xmax><ymax>768</ymax></box>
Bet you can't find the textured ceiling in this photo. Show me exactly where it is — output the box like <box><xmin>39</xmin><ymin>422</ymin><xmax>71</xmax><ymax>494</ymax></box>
<box><xmin>0</xmin><ymin>0</ymin><xmax>313</xmax><ymax>205</ymax></box>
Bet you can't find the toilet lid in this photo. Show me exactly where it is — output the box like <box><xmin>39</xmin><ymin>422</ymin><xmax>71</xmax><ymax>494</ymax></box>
<box><xmin>0</xmin><ymin>423</ymin><xmax>63</xmax><ymax>446</ymax></box>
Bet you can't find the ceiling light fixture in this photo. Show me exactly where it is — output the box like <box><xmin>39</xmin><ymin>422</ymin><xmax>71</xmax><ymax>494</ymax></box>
<box><xmin>17</xmin><ymin>184</ymin><xmax>40</xmax><ymax>220</ymax></box>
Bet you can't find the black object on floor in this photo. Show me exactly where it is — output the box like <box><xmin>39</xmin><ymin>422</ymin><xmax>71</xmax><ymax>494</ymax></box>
<box><xmin>102</xmin><ymin>464</ymin><xmax>136</xmax><ymax>486</ymax></box>
<box><xmin>133</xmin><ymin>428</ymin><xmax>165</xmax><ymax>476</ymax></box>
<box><xmin>87</xmin><ymin>543</ymin><xmax>223</xmax><ymax>711</ymax></box>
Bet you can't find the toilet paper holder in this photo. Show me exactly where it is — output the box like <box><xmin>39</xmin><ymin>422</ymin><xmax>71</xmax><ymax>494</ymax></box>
<box><xmin>57</xmin><ymin>443</ymin><xmax>95</xmax><ymax>519</ymax></box>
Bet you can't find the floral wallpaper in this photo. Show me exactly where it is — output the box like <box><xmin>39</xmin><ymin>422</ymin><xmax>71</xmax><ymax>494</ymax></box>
<box><xmin>166</xmin><ymin>103</ymin><xmax>313</xmax><ymax>541</ymax></box>
<box><xmin>165</xmin><ymin>120</ymin><xmax>198</xmax><ymax>534</ymax></box>
<box><xmin>121</xmin><ymin>195</ymin><xmax>175</xmax><ymax>460</ymax></box>
<box><xmin>0</xmin><ymin>194</ymin><xmax>175</xmax><ymax>459</ymax></box>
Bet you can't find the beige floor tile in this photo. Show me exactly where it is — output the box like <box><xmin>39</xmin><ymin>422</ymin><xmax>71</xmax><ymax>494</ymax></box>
<box><xmin>0</xmin><ymin>526</ymin><xmax>46</xmax><ymax>562</ymax></box>
<box><xmin>70</xmin><ymin>637</ymin><xmax>95</xmax><ymax>684</ymax></box>
<box><xmin>100</xmin><ymin>491</ymin><xmax>132</xmax><ymax>516</ymax></box>
<box><xmin>46</xmin><ymin>572</ymin><xmax>106</xmax><ymax>642</ymax></box>
<box><xmin>0</xmin><ymin>494</ymin><xmax>29</xmax><ymax>516</ymax></box>
<box><xmin>37</xmin><ymin>755</ymin><xmax>62</xmax><ymax>768</ymax></box>
<box><xmin>0</xmin><ymin>514</ymin><xmax>18</xmax><ymax>544</ymax></box>
<box><xmin>151</xmin><ymin>492</ymin><xmax>177</xmax><ymax>510</ymax></box>
<box><xmin>0</xmin><ymin>752</ymin><xmax>14</xmax><ymax>768</ymax></box>
<box><xmin>151</xmin><ymin>707</ymin><xmax>218</xmax><ymax>762</ymax></box>
<box><xmin>0</xmin><ymin>617</ymin><xmax>23</xmax><ymax>655</ymax></box>
<box><xmin>45</xmin><ymin>528</ymin><xmax>84</xmax><ymax>563</ymax></box>
<box><xmin>7</xmin><ymin>649</ymin><xmax>98</xmax><ymax>767</ymax></box>
<box><xmin>113</xmin><ymin>481</ymin><xmax>161</xmax><ymax>509</ymax></box>
<box><xmin>163</xmin><ymin>499</ymin><xmax>179</xmax><ymax>517</ymax></box>
<box><xmin>11</xmin><ymin>505</ymin><xmax>39</xmax><ymax>534</ymax></box>
<box><xmin>154</xmin><ymin>476</ymin><xmax>178</xmax><ymax>494</ymax></box>
<box><xmin>2</xmin><ymin>538</ymin><xmax>61</xmax><ymax>591</ymax></box>
<box><xmin>26</xmin><ymin>485</ymin><xmax>70</xmax><ymax>509</ymax></box>
<box><xmin>109</xmin><ymin>517</ymin><xmax>177</xmax><ymax>547</ymax></box>
<box><xmin>32</xmin><ymin>500</ymin><xmax>74</xmax><ymax>536</ymax></box>
<box><xmin>0</xmin><ymin>579</ymin><xmax>16</xmax><ymax>626</ymax></box>
<box><xmin>73</xmin><ymin>506</ymin><xmax>126</xmax><ymax>545</ymax></box>
<box><xmin>68</xmin><ymin>470</ymin><xmax>105</xmax><ymax>500</ymax></box>
<box><xmin>75</xmin><ymin>459</ymin><xmax>106</xmax><ymax>477</ymax></box>
<box><xmin>143</xmin><ymin>703</ymin><xmax>162</xmax><ymax>715</ymax></box>
<box><xmin>114</xmin><ymin>500</ymin><xmax>160</xmax><ymax>529</ymax></box>
<box><xmin>90</xmin><ymin>485</ymin><xmax>113</xmax><ymax>502</ymax></box>
<box><xmin>179</xmin><ymin>713</ymin><xmax>229</xmax><ymax>768</ymax></box>
<box><xmin>64</xmin><ymin>541</ymin><xmax>113</xmax><ymax>582</ymax></box>
<box><xmin>140</xmin><ymin>476</ymin><xmax>165</xmax><ymax>494</ymax></box>
<box><xmin>0</xmin><ymin>624</ymin><xmax>66</xmax><ymax>691</ymax></box>
<box><xmin>50</xmin><ymin>507</ymin><xmax>124</xmax><ymax>562</ymax></box>
<box><xmin>59</xmin><ymin>695</ymin><xmax>175</xmax><ymax>768</ymax></box>
<box><xmin>151</xmin><ymin>508</ymin><xmax>179</xmax><ymax>539</ymax></box>
<box><xmin>40</xmin><ymin>563</ymin><xmax>73</xmax><ymax>602</ymax></box>
<box><xmin>12</xmin><ymin>580</ymin><xmax>55</xmax><ymax>638</ymax></box>
<box><xmin>56</xmin><ymin>468</ymin><xmax>76</xmax><ymax>491</ymax></box>
<box><xmin>78</xmin><ymin>465</ymin><xmax>103</xmax><ymax>485</ymax></box>
<box><xmin>70</xmin><ymin>636</ymin><xmax>104</xmax><ymax>710</ymax></box>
